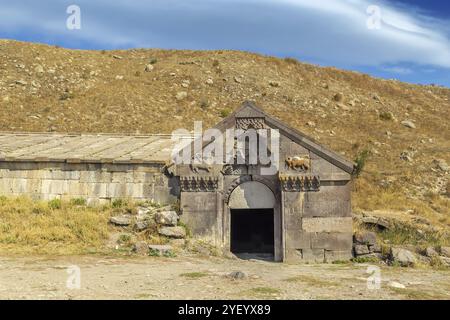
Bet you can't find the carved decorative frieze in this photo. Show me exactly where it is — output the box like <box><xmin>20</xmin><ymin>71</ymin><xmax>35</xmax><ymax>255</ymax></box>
<box><xmin>180</xmin><ymin>176</ymin><xmax>219</xmax><ymax>192</ymax></box>
<box><xmin>279</xmin><ymin>175</ymin><xmax>320</xmax><ymax>192</ymax></box>
<box><xmin>235</xmin><ymin>117</ymin><xmax>266</xmax><ymax>130</ymax></box>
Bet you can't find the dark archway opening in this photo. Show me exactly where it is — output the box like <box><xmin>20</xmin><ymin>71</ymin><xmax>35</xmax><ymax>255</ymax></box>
<box><xmin>230</xmin><ymin>209</ymin><xmax>274</xmax><ymax>258</ymax></box>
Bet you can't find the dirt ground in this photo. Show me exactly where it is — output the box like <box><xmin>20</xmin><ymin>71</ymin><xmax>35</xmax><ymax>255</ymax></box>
<box><xmin>0</xmin><ymin>254</ymin><xmax>449</xmax><ymax>300</ymax></box>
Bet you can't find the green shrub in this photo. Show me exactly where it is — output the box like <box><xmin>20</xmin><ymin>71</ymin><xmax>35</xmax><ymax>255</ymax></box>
<box><xmin>219</xmin><ymin>109</ymin><xmax>231</xmax><ymax>118</ymax></box>
<box><xmin>70</xmin><ymin>198</ymin><xmax>87</xmax><ymax>206</ymax></box>
<box><xmin>48</xmin><ymin>198</ymin><xmax>62</xmax><ymax>210</ymax></box>
<box><xmin>353</xmin><ymin>149</ymin><xmax>370</xmax><ymax>178</ymax></box>
<box><xmin>112</xmin><ymin>198</ymin><xmax>128</xmax><ymax>208</ymax></box>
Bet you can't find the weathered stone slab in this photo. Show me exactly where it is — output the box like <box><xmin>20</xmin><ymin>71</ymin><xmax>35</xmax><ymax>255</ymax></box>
<box><xmin>311</xmin><ymin>233</ymin><xmax>352</xmax><ymax>251</ymax></box>
<box><xmin>302</xmin><ymin>217</ymin><xmax>352</xmax><ymax>233</ymax></box>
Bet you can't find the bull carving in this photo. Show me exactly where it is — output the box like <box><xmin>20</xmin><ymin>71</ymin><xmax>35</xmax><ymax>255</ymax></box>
<box><xmin>285</xmin><ymin>155</ymin><xmax>311</xmax><ymax>171</ymax></box>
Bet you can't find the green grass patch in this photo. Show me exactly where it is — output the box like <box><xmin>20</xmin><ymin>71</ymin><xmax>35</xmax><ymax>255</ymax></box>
<box><xmin>180</xmin><ymin>271</ymin><xmax>209</xmax><ymax>279</ymax></box>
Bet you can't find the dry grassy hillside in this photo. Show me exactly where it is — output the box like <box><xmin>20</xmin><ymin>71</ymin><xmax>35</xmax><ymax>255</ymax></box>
<box><xmin>0</xmin><ymin>40</ymin><xmax>449</xmax><ymax>236</ymax></box>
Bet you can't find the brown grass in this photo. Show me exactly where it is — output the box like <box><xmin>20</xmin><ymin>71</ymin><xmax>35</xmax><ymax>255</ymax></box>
<box><xmin>0</xmin><ymin>196</ymin><xmax>111</xmax><ymax>255</ymax></box>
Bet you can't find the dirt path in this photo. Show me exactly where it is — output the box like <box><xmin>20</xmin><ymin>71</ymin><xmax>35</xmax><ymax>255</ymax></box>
<box><xmin>0</xmin><ymin>254</ymin><xmax>449</xmax><ymax>300</ymax></box>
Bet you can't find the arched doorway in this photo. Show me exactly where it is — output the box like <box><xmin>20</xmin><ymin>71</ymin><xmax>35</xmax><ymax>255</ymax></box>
<box><xmin>228</xmin><ymin>181</ymin><xmax>277</xmax><ymax>260</ymax></box>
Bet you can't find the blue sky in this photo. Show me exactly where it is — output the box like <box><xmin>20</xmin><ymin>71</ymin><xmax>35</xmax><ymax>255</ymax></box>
<box><xmin>1</xmin><ymin>0</ymin><xmax>449</xmax><ymax>87</ymax></box>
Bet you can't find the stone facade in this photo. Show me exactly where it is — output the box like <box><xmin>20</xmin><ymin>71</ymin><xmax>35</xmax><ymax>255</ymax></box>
<box><xmin>173</xmin><ymin>102</ymin><xmax>355</xmax><ymax>262</ymax></box>
<box><xmin>0</xmin><ymin>101</ymin><xmax>355</xmax><ymax>263</ymax></box>
<box><xmin>0</xmin><ymin>162</ymin><xmax>178</xmax><ymax>205</ymax></box>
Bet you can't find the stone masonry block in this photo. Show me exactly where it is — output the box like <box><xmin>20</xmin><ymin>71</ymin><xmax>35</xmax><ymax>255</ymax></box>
<box><xmin>302</xmin><ymin>217</ymin><xmax>352</xmax><ymax>233</ymax></box>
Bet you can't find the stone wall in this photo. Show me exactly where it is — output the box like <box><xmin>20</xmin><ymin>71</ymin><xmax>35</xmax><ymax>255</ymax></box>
<box><xmin>283</xmin><ymin>182</ymin><xmax>353</xmax><ymax>263</ymax></box>
<box><xmin>0</xmin><ymin>161</ymin><xmax>179</xmax><ymax>205</ymax></box>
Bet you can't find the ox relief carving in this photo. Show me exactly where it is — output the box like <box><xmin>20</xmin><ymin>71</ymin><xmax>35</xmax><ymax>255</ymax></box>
<box><xmin>279</xmin><ymin>175</ymin><xmax>320</xmax><ymax>192</ymax></box>
<box><xmin>285</xmin><ymin>155</ymin><xmax>310</xmax><ymax>172</ymax></box>
<box><xmin>180</xmin><ymin>176</ymin><xmax>219</xmax><ymax>192</ymax></box>
<box><xmin>235</xmin><ymin>118</ymin><xmax>266</xmax><ymax>130</ymax></box>
<box><xmin>189</xmin><ymin>163</ymin><xmax>212</xmax><ymax>174</ymax></box>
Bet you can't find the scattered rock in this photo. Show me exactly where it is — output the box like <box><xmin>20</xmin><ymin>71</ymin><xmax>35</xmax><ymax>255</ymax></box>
<box><xmin>333</xmin><ymin>92</ymin><xmax>344</xmax><ymax>102</ymax></box>
<box><xmin>360</xmin><ymin>216</ymin><xmax>390</xmax><ymax>230</ymax></box>
<box><xmin>137</xmin><ymin>206</ymin><xmax>152</xmax><ymax>216</ymax></box>
<box><xmin>306</xmin><ymin>121</ymin><xmax>315</xmax><ymax>127</ymax></box>
<box><xmin>439</xmin><ymin>256</ymin><xmax>450</xmax><ymax>267</ymax></box>
<box><xmin>354</xmin><ymin>244</ymin><xmax>370</xmax><ymax>256</ymax></box>
<box><xmin>112</xmin><ymin>55</ymin><xmax>123</xmax><ymax>59</ymax></box>
<box><xmin>15</xmin><ymin>80</ymin><xmax>27</xmax><ymax>86</ymax></box>
<box><xmin>401</xmin><ymin>120</ymin><xmax>416</xmax><ymax>129</ymax></box>
<box><xmin>154</xmin><ymin>210</ymin><xmax>178</xmax><ymax>226</ymax></box>
<box><xmin>181</xmin><ymin>80</ymin><xmax>190</xmax><ymax>88</ymax></box>
<box><xmin>132</xmin><ymin>241</ymin><xmax>149</xmax><ymax>255</ymax></box>
<box><xmin>390</xmin><ymin>247</ymin><xmax>417</xmax><ymax>267</ymax></box>
<box><xmin>34</xmin><ymin>65</ymin><xmax>44</xmax><ymax>73</ymax></box>
<box><xmin>400</xmin><ymin>150</ymin><xmax>414</xmax><ymax>162</ymax></box>
<box><xmin>440</xmin><ymin>247</ymin><xmax>450</xmax><ymax>258</ymax></box>
<box><xmin>159</xmin><ymin>226</ymin><xmax>186</xmax><ymax>239</ymax></box>
<box><xmin>205</xmin><ymin>78</ymin><xmax>214</xmax><ymax>85</ymax></box>
<box><xmin>425</xmin><ymin>247</ymin><xmax>438</xmax><ymax>258</ymax></box>
<box><xmin>234</xmin><ymin>76</ymin><xmax>242</xmax><ymax>83</ymax></box>
<box><xmin>110</xmin><ymin>215</ymin><xmax>132</xmax><ymax>226</ymax></box>
<box><xmin>134</xmin><ymin>221</ymin><xmax>149</xmax><ymax>231</ymax></box>
<box><xmin>433</xmin><ymin>159</ymin><xmax>449</xmax><ymax>172</ymax></box>
<box><xmin>269</xmin><ymin>81</ymin><xmax>280</xmax><ymax>87</ymax></box>
<box><xmin>337</xmin><ymin>103</ymin><xmax>351</xmax><ymax>111</ymax></box>
<box><xmin>388</xmin><ymin>281</ymin><xmax>406</xmax><ymax>289</ymax></box>
<box><xmin>354</xmin><ymin>232</ymin><xmax>377</xmax><ymax>246</ymax></box>
<box><xmin>115</xmin><ymin>75</ymin><xmax>124</xmax><ymax>80</ymax></box>
<box><xmin>176</xmin><ymin>91</ymin><xmax>188</xmax><ymax>101</ymax></box>
<box><xmin>144</xmin><ymin>64</ymin><xmax>154</xmax><ymax>72</ymax></box>
<box><xmin>228</xmin><ymin>271</ymin><xmax>247</xmax><ymax>280</ymax></box>
<box><xmin>148</xmin><ymin>244</ymin><xmax>173</xmax><ymax>256</ymax></box>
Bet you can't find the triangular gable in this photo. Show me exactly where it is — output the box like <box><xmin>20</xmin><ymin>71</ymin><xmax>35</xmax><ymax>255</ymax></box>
<box><xmin>209</xmin><ymin>101</ymin><xmax>355</xmax><ymax>174</ymax></box>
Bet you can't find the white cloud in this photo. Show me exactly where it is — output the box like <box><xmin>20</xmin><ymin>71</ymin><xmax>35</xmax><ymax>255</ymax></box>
<box><xmin>0</xmin><ymin>0</ymin><xmax>449</xmax><ymax>69</ymax></box>
<box><xmin>381</xmin><ymin>66</ymin><xmax>413</xmax><ymax>75</ymax></box>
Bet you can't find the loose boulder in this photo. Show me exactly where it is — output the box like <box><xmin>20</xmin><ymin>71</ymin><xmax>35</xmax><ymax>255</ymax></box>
<box><xmin>148</xmin><ymin>244</ymin><xmax>173</xmax><ymax>256</ymax></box>
<box><xmin>425</xmin><ymin>247</ymin><xmax>438</xmax><ymax>258</ymax></box>
<box><xmin>110</xmin><ymin>215</ymin><xmax>132</xmax><ymax>226</ymax></box>
<box><xmin>401</xmin><ymin>120</ymin><xmax>416</xmax><ymax>129</ymax></box>
<box><xmin>228</xmin><ymin>271</ymin><xmax>247</xmax><ymax>280</ymax></box>
<box><xmin>390</xmin><ymin>247</ymin><xmax>417</xmax><ymax>267</ymax></box>
<box><xmin>132</xmin><ymin>241</ymin><xmax>149</xmax><ymax>255</ymax></box>
<box><xmin>154</xmin><ymin>210</ymin><xmax>178</xmax><ymax>226</ymax></box>
<box><xmin>159</xmin><ymin>226</ymin><xmax>186</xmax><ymax>239</ymax></box>
<box><xmin>134</xmin><ymin>221</ymin><xmax>149</xmax><ymax>232</ymax></box>
<box><xmin>440</xmin><ymin>247</ymin><xmax>450</xmax><ymax>258</ymax></box>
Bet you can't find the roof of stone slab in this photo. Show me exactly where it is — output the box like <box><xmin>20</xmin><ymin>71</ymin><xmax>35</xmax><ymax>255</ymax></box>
<box><xmin>213</xmin><ymin>101</ymin><xmax>355</xmax><ymax>174</ymax></box>
<box><xmin>0</xmin><ymin>133</ymin><xmax>192</xmax><ymax>164</ymax></box>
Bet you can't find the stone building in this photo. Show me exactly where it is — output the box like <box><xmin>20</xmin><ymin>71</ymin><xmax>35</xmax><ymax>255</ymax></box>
<box><xmin>0</xmin><ymin>101</ymin><xmax>354</xmax><ymax>262</ymax></box>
